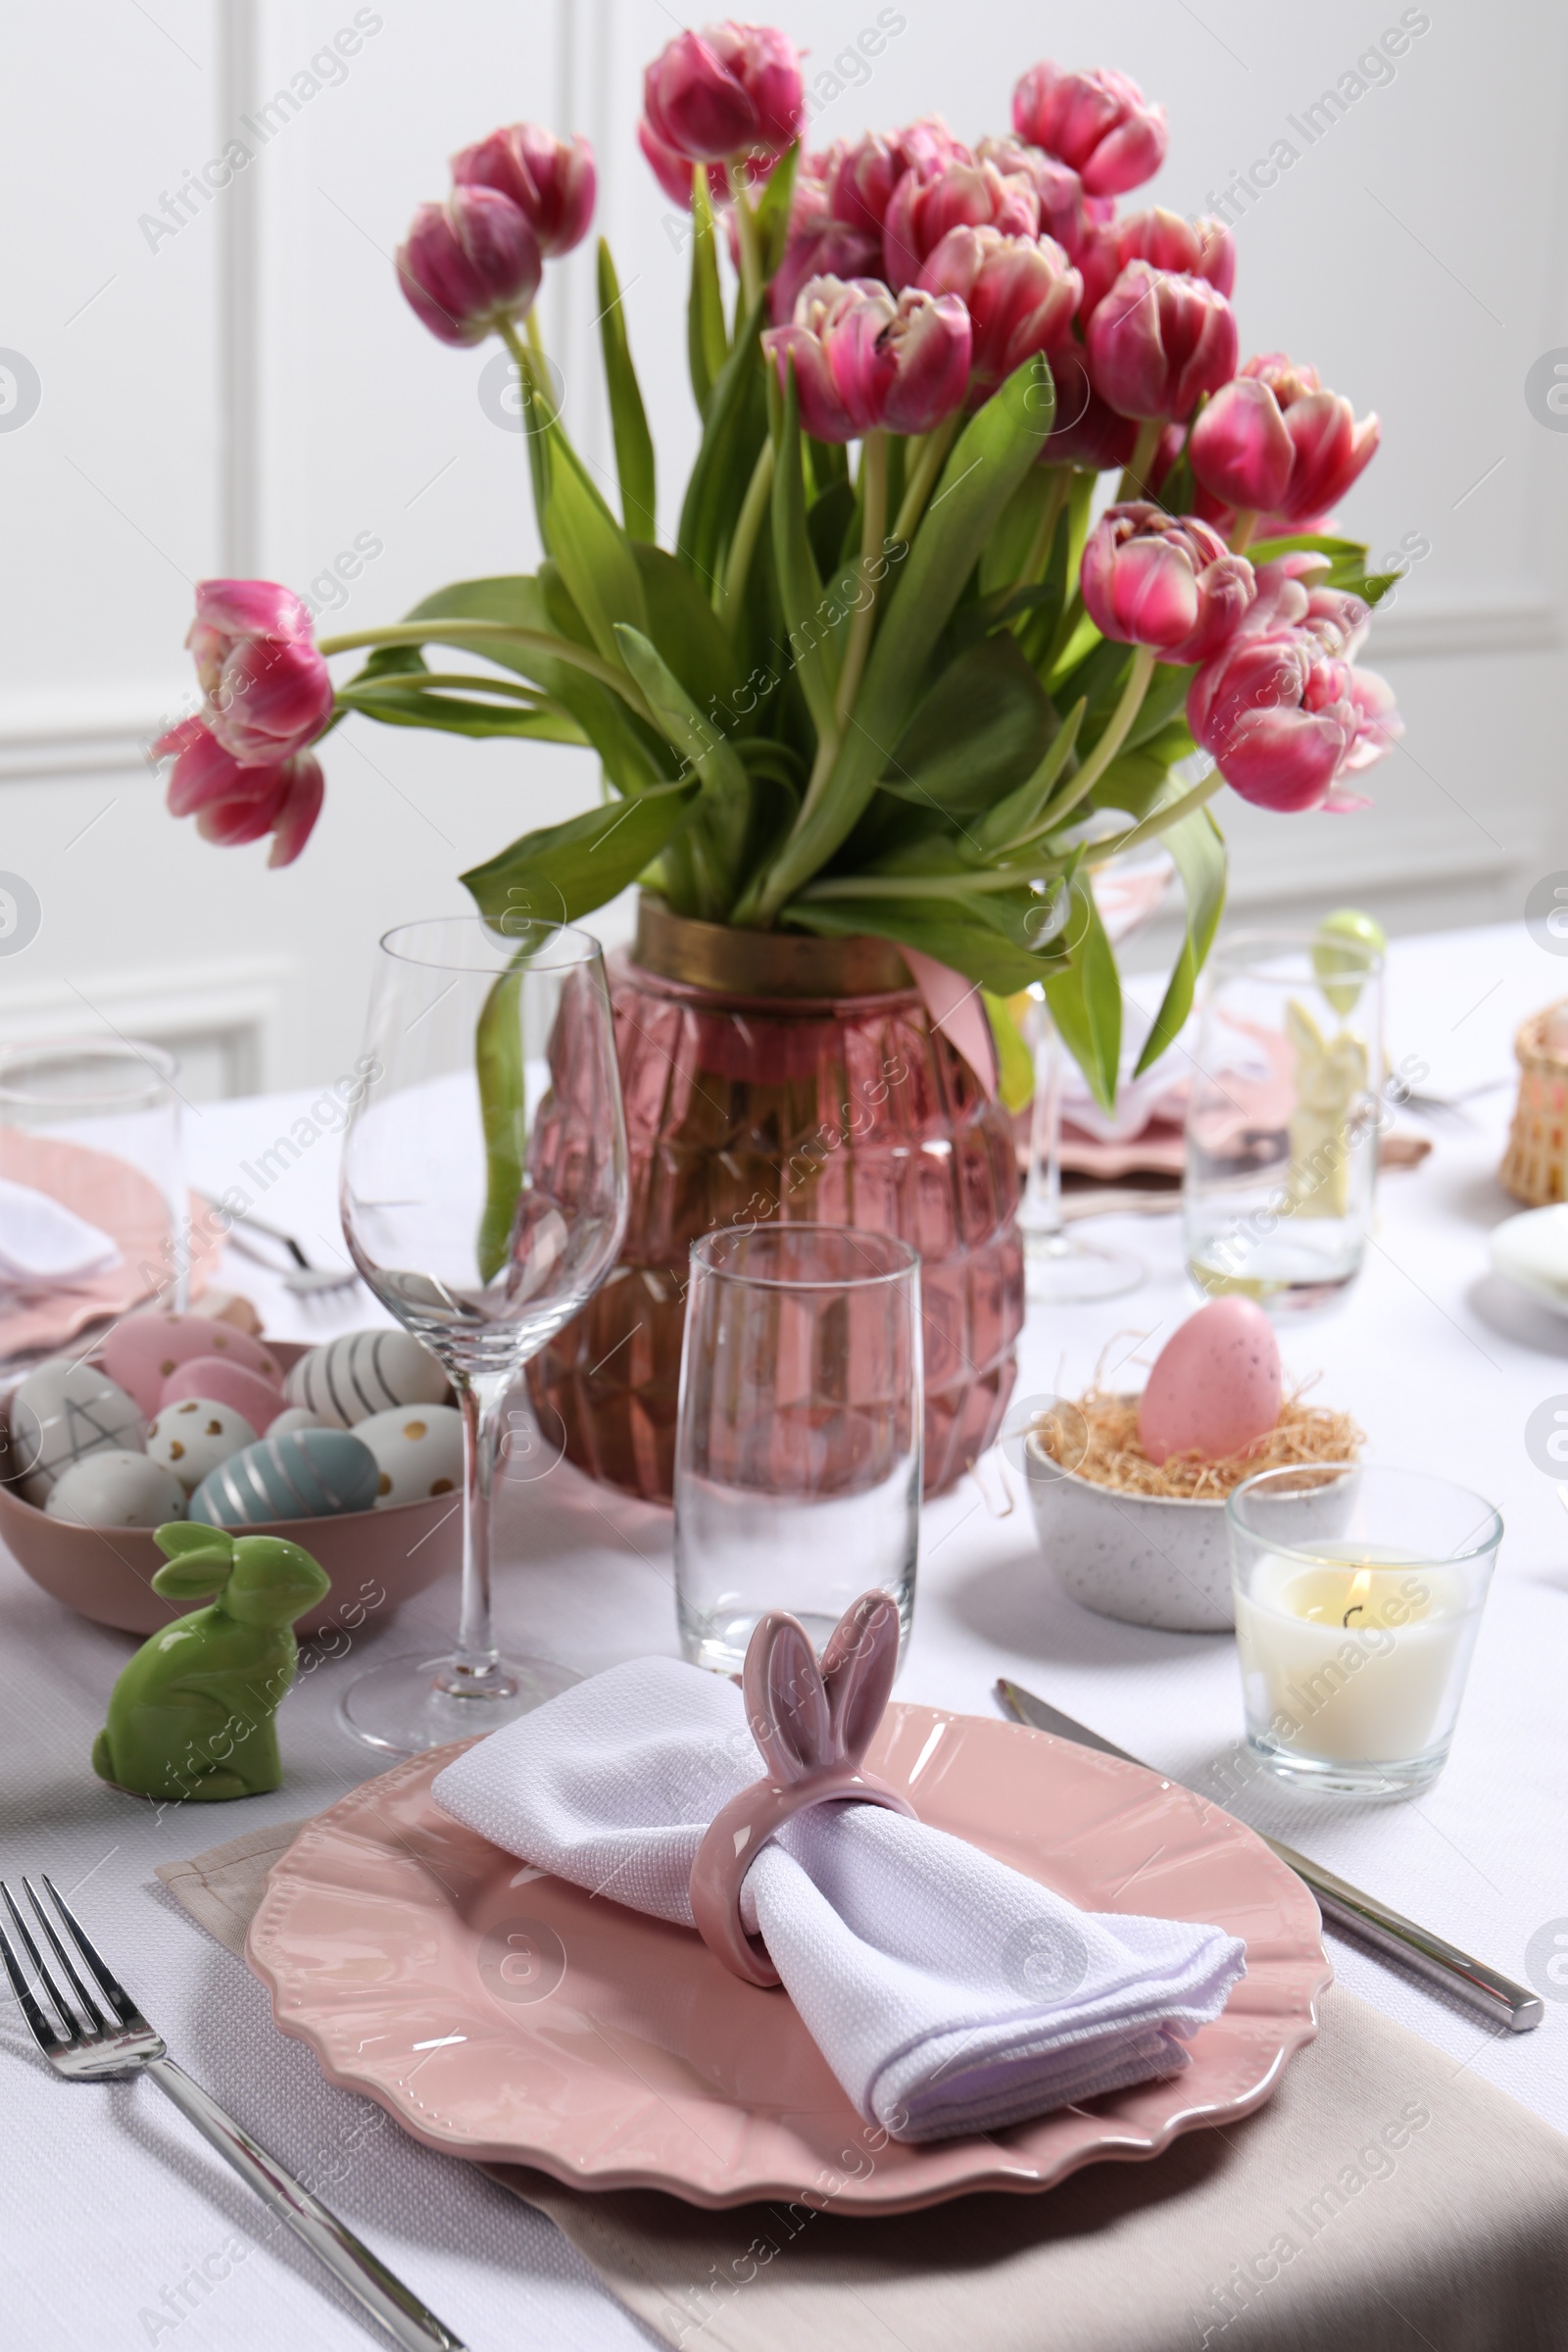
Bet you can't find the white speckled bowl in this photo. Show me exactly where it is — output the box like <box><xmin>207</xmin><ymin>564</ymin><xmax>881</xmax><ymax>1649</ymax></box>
<box><xmin>1025</xmin><ymin>1433</ymin><xmax>1233</xmax><ymax>1633</ymax></box>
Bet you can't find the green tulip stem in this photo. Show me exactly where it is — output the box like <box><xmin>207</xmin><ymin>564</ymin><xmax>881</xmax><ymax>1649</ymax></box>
<box><xmin>798</xmin><ymin>864</ymin><xmax>1068</xmax><ymax>903</ymax></box>
<box><xmin>1038</xmin><ymin>644</ymin><xmax>1157</xmax><ymax>829</ymax></box>
<box><xmin>317</xmin><ymin>620</ymin><xmax>656</xmax><ymax>727</ymax></box>
<box><xmin>727</xmin><ymin>166</ymin><xmax>763</xmax><ymax>314</ymax></box>
<box><xmin>720</xmin><ymin>439</ymin><xmax>776</xmax><ymax>615</ymax></box>
<box><xmin>1008</xmin><ymin>464</ymin><xmax>1072</xmax><ymax>633</ymax></box>
<box><xmin>339</xmin><ymin>671</ymin><xmax>550</xmax><ymax>703</ymax></box>
<box><xmin>1085</xmin><ymin>760</ymin><xmax>1226</xmax><ymax>863</ymax></box>
<box><xmin>1115</xmin><ymin>417</ymin><xmax>1166</xmax><ymax>505</ymax></box>
<box><xmin>498</xmin><ymin>314</ymin><xmax>559</xmax><ymax>430</ymax></box>
<box><xmin>1230</xmin><ymin>509</ymin><xmax>1258</xmax><ymax>554</ymax></box>
<box><xmin>890</xmin><ymin>412</ymin><xmax>961</xmax><ymax>547</ymax></box>
<box><xmin>833</xmin><ymin>429</ymin><xmax>890</xmax><ymax>730</ymax></box>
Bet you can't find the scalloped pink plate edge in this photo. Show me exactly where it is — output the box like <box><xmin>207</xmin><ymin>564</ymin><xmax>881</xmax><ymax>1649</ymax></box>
<box><xmin>246</xmin><ymin>1704</ymin><xmax>1330</xmax><ymax>2214</ymax></box>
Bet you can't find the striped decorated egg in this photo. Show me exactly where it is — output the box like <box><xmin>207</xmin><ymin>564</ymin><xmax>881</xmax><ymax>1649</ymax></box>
<box><xmin>188</xmin><ymin>1427</ymin><xmax>379</xmax><ymax>1526</ymax></box>
<box><xmin>283</xmin><ymin>1328</ymin><xmax>450</xmax><ymax>1429</ymax></box>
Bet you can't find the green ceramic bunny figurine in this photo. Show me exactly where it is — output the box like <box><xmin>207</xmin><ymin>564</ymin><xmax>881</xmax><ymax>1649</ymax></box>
<box><xmin>91</xmin><ymin>1524</ymin><xmax>331</xmax><ymax>1801</ymax></box>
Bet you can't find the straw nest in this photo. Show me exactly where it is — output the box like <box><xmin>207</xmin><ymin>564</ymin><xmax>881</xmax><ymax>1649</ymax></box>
<box><xmin>1032</xmin><ymin>1388</ymin><xmax>1365</xmax><ymax>1502</ymax></box>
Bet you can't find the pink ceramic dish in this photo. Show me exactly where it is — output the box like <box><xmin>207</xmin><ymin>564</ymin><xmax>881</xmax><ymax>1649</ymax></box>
<box><xmin>248</xmin><ymin>1705</ymin><xmax>1330</xmax><ymax>2214</ymax></box>
<box><xmin>0</xmin><ymin>1134</ymin><xmax>222</xmax><ymax>1363</ymax></box>
<box><xmin>0</xmin><ymin>1342</ymin><xmax>460</xmax><ymax>1639</ymax></box>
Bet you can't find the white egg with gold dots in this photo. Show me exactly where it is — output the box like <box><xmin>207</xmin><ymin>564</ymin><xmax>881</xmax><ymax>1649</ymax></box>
<box><xmin>356</xmin><ymin>1403</ymin><xmax>465</xmax><ymax>1507</ymax></box>
<box><xmin>145</xmin><ymin>1398</ymin><xmax>258</xmax><ymax>1495</ymax></box>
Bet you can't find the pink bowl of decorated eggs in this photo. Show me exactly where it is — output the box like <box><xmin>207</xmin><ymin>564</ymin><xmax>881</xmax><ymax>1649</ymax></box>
<box><xmin>0</xmin><ymin>1308</ymin><xmax>465</xmax><ymax>1638</ymax></box>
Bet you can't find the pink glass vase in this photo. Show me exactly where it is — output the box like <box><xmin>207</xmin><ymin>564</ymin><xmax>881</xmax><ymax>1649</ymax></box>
<box><xmin>528</xmin><ymin>897</ymin><xmax>1024</xmax><ymax>1502</ymax></box>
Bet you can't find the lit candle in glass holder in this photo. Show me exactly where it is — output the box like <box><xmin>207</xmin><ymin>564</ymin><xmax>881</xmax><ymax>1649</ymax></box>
<box><xmin>1227</xmin><ymin>1469</ymin><xmax>1501</xmax><ymax>1798</ymax></box>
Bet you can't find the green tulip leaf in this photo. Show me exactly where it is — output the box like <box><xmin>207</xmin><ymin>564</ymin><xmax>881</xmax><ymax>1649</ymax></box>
<box><xmin>879</xmin><ymin>633</ymin><xmax>1055</xmax><ymax>816</ymax></box>
<box><xmin>1131</xmin><ymin>803</ymin><xmax>1226</xmax><ymax>1075</ymax></box>
<box><xmin>1044</xmin><ymin>880</ymin><xmax>1121</xmax><ymax>1112</ymax></box>
<box><xmin>461</xmin><ymin>779</ymin><xmax>699</xmax><ymax>934</ymax></box>
<box><xmin>597</xmin><ymin>240</ymin><xmax>657</xmax><ymax>541</ymax></box>
<box><xmin>687</xmin><ymin>172</ymin><xmax>729</xmax><ymax>419</ymax></box>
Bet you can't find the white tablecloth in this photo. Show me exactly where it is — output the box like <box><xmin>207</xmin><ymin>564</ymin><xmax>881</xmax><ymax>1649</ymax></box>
<box><xmin>3</xmin><ymin>920</ymin><xmax>1566</xmax><ymax>2351</ymax></box>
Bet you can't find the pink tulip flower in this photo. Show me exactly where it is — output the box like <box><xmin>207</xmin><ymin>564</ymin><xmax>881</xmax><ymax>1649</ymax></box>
<box><xmin>915</xmin><ymin>227</ymin><xmax>1081</xmax><ymax>389</ymax></box>
<box><xmin>1011</xmin><ymin>63</ymin><xmax>1167</xmax><ymax>197</ymax></box>
<box><xmin>974</xmin><ymin>135</ymin><xmax>1086</xmax><ymax>256</ymax></box>
<box><xmin>1250</xmin><ymin>354</ymin><xmax>1381</xmax><ymax>526</ymax></box>
<box><xmin>761</xmin><ymin>275</ymin><xmax>971</xmax><ymax>441</ymax></box>
<box><xmin>1340</xmin><ymin>664</ymin><xmax>1403</xmax><ymax>774</ymax></box>
<box><xmin>643</xmin><ymin>22</ymin><xmax>804</xmax><ymax>169</ymax></box>
<box><xmin>154</xmin><ymin>717</ymin><xmax>325</xmax><ymax>868</ymax></box>
<box><xmin>1082</xmin><ymin>505</ymin><xmax>1256</xmax><ymax>664</ymax></box>
<box><xmin>1078</xmin><ymin>206</ymin><xmax>1234</xmax><ymax>318</ymax></box>
<box><xmin>768</xmin><ymin>154</ymin><xmax>882</xmax><ymax>323</ymax></box>
<box><xmin>1192</xmin><ymin>357</ymin><xmax>1380</xmax><ymax>529</ymax></box>
<box><xmin>637</xmin><ymin>118</ymin><xmax>736</xmax><ymax>210</ymax></box>
<box><xmin>185</xmin><ymin>580</ymin><xmax>333</xmax><ymax>766</ymax></box>
<box><xmin>1188</xmin><ymin>593</ymin><xmax>1400</xmax><ymax>812</ymax></box>
<box><xmin>1034</xmin><ymin>342</ymin><xmax>1132</xmax><ymax>468</ymax></box>
<box><xmin>396</xmin><ymin>186</ymin><xmax>542</xmax><ymax>347</ymax></box>
<box><xmin>1086</xmin><ymin>261</ymin><xmax>1239</xmax><ymax>421</ymax></box>
<box><xmin>1189</xmin><ymin>376</ymin><xmax>1295</xmax><ymax>515</ymax></box>
<box><xmin>770</xmin><ymin>218</ymin><xmax>883</xmax><ymax>327</ymax></box>
<box><xmin>829</xmin><ymin>121</ymin><xmax>968</xmax><ymax>235</ymax></box>
<box><xmin>451</xmin><ymin>124</ymin><xmax>596</xmax><ymax>258</ymax></box>
<box><xmin>882</xmin><ymin>157</ymin><xmax>1041</xmax><ymax>291</ymax></box>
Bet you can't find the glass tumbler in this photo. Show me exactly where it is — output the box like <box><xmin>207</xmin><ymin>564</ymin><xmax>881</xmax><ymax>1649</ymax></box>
<box><xmin>1184</xmin><ymin>929</ymin><xmax>1384</xmax><ymax>1312</ymax></box>
<box><xmin>674</xmin><ymin>1224</ymin><xmax>921</xmax><ymax>1675</ymax></box>
<box><xmin>1228</xmin><ymin>1464</ymin><xmax>1501</xmax><ymax>1798</ymax></box>
<box><xmin>0</xmin><ymin>1038</ymin><xmax>187</xmax><ymax>1317</ymax></box>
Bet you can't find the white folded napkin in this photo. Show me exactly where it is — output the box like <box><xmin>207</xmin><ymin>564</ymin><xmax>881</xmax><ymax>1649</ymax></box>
<box><xmin>431</xmin><ymin>1657</ymin><xmax>1248</xmax><ymax>2144</ymax></box>
<box><xmin>0</xmin><ymin>1177</ymin><xmax>122</xmax><ymax>1292</ymax></box>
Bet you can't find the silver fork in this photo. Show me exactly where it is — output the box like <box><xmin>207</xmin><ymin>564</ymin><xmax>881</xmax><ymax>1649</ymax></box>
<box><xmin>0</xmin><ymin>1875</ymin><xmax>466</xmax><ymax>2351</ymax></box>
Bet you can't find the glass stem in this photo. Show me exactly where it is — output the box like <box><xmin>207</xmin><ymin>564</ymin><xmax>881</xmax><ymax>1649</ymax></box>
<box><xmin>440</xmin><ymin>1366</ymin><xmax>514</xmax><ymax>1697</ymax></box>
<box><xmin>1023</xmin><ymin>995</ymin><xmax>1066</xmax><ymax>1250</ymax></box>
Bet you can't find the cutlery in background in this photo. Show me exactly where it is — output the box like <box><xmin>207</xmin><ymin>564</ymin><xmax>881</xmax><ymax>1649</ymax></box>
<box><xmin>0</xmin><ymin>1875</ymin><xmax>466</xmax><ymax>2350</ymax></box>
<box><xmin>995</xmin><ymin>1679</ymin><xmax>1543</xmax><ymax>2035</ymax></box>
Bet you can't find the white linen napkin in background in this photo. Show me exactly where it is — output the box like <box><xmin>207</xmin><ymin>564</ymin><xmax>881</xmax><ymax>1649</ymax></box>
<box><xmin>431</xmin><ymin>1658</ymin><xmax>1248</xmax><ymax>2144</ymax></box>
<box><xmin>0</xmin><ymin>1177</ymin><xmax>122</xmax><ymax>1292</ymax></box>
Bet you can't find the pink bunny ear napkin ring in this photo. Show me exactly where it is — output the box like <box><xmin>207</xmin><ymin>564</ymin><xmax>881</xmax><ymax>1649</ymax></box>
<box><xmin>689</xmin><ymin>1589</ymin><xmax>915</xmax><ymax>1987</ymax></box>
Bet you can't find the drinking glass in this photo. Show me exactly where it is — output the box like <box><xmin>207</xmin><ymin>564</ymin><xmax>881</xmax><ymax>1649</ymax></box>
<box><xmin>1017</xmin><ymin>844</ymin><xmax>1174</xmax><ymax>1302</ymax></box>
<box><xmin>1184</xmin><ymin>929</ymin><xmax>1384</xmax><ymax>1312</ymax></box>
<box><xmin>338</xmin><ymin>918</ymin><xmax>627</xmax><ymax>1753</ymax></box>
<box><xmin>0</xmin><ymin>1038</ymin><xmax>186</xmax><ymax>1317</ymax></box>
<box><xmin>1228</xmin><ymin>1464</ymin><xmax>1501</xmax><ymax>1798</ymax></box>
<box><xmin>674</xmin><ymin>1224</ymin><xmax>921</xmax><ymax>1675</ymax></box>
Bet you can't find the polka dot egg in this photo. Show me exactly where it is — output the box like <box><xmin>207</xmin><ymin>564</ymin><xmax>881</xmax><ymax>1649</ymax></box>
<box><xmin>146</xmin><ymin>1398</ymin><xmax>258</xmax><ymax>1495</ymax></box>
<box><xmin>356</xmin><ymin>1403</ymin><xmax>465</xmax><ymax>1506</ymax></box>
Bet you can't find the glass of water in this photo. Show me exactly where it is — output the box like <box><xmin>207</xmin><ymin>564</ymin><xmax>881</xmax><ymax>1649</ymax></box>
<box><xmin>1184</xmin><ymin>930</ymin><xmax>1384</xmax><ymax>1314</ymax></box>
<box><xmin>674</xmin><ymin>1224</ymin><xmax>921</xmax><ymax>1675</ymax></box>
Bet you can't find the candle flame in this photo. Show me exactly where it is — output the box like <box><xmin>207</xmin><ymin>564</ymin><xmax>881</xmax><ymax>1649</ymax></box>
<box><xmin>1340</xmin><ymin>1563</ymin><xmax>1374</xmax><ymax>1628</ymax></box>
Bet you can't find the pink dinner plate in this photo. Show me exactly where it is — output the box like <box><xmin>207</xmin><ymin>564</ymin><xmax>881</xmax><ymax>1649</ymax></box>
<box><xmin>247</xmin><ymin>1704</ymin><xmax>1330</xmax><ymax>2214</ymax></box>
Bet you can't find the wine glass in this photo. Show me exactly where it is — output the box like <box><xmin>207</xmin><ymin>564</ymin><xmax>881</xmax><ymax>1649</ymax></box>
<box><xmin>337</xmin><ymin>917</ymin><xmax>627</xmax><ymax>1754</ymax></box>
<box><xmin>1018</xmin><ymin>843</ymin><xmax>1175</xmax><ymax>1303</ymax></box>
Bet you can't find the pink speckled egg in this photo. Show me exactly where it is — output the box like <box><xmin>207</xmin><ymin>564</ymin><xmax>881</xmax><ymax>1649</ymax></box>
<box><xmin>100</xmin><ymin>1309</ymin><xmax>281</xmax><ymax>1416</ymax></box>
<box><xmin>1138</xmin><ymin>1298</ymin><xmax>1282</xmax><ymax>1466</ymax></box>
<box><xmin>160</xmin><ymin>1355</ymin><xmax>285</xmax><ymax>1435</ymax></box>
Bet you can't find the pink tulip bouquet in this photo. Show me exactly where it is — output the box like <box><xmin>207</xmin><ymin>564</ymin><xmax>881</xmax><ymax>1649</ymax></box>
<box><xmin>156</xmin><ymin>23</ymin><xmax>1401</xmax><ymax>1106</ymax></box>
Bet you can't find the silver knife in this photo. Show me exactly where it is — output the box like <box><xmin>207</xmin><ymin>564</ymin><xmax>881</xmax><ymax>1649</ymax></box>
<box><xmin>995</xmin><ymin>1679</ymin><xmax>1544</xmax><ymax>2034</ymax></box>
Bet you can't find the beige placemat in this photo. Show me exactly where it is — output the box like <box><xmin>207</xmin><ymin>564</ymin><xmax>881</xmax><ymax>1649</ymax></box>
<box><xmin>159</xmin><ymin>1825</ymin><xmax>1568</xmax><ymax>2352</ymax></box>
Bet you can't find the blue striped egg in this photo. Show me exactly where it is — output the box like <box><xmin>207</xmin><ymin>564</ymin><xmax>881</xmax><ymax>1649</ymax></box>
<box><xmin>188</xmin><ymin>1427</ymin><xmax>379</xmax><ymax>1526</ymax></box>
